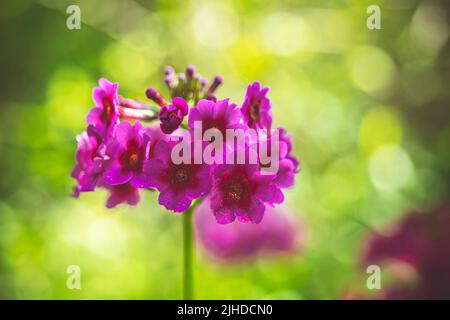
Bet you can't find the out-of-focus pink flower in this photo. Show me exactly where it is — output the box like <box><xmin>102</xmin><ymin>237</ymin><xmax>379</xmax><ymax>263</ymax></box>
<box><xmin>87</xmin><ymin>78</ymin><xmax>120</xmax><ymax>139</ymax></box>
<box><xmin>360</xmin><ymin>201</ymin><xmax>450</xmax><ymax>299</ymax></box>
<box><xmin>194</xmin><ymin>199</ymin><xmax>303</xmax><ymax>262</ymax></box>
<box><xmin>241</xmin><ymin>81</ymin><xmax>272</xmax><ymax>130</ymax></box>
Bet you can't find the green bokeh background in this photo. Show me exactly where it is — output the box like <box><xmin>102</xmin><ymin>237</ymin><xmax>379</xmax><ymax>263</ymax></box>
<box><xmin>0</xmin><ymin>0</ymin><xmax>449</xmax><ymax>299</ymax></box>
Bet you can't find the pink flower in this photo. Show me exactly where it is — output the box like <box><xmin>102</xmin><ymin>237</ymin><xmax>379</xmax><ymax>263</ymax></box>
<box><xmin>158</xmin><ymin>97</ymin><xmax>189</xmax><ymax>134</ymax></box>
<box><xmin>188</xmin><ymin>98</ymin><xmax>243</xmax><ymax>136</ymax></box>
<box><xmin>87</xmin><ymin>78</ymin><xmax>120</xmax><ymax>139</ymax></box>
<box><xmin>104</xmin><ymin>183</ymin><xmax>140</xmax><ymax>208</ymax></box>
<box><xmin>103</xmin><ymin>121</ymin><xmax>152</xmax><ymax>188</ymax></box>
<box><xmin>360</xmin><ymin>201</ymin><xmax>450</xmax><ymax>299</ymax></box>
<box><xmin>194</xmin><ymin>199</ymin><xmax>302</xmax><ymax>262</ymax></box>
<box><xmin>258</xmin><ymin>128</ymin><xmax>300</xmax><ymax>188</ymax></box>
<box><xmin>71</xmin><ymin>125</ymin><xmax>105</xmax><ymax>196</ymax></box>
<box><xmin>144</xmin><ymin>140</ymin><xmax>212</xmax><ymax>212</ymax></box>
<box><xmin>241</xmin><ymin>81</ymin><xmax>272</xmax><ymax>129</ymax></box>
<box><xmin>210</xmin><ymin>149</ymin><xmax>284</xmax><ymax>224</ymax></box>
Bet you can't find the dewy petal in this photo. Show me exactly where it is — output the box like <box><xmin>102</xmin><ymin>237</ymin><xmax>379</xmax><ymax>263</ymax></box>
<box><xmin>104</xmin><ymin>165</ymin><xmax>133</xmax><ymax>185</ymax></box>
<box><xmin>158</xmin><ymin>188</ymin><xmax>192</xmax><ymax>212</ymax></box>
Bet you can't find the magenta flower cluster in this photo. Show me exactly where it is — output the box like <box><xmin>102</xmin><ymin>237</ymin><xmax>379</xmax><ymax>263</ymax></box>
<box><xmin>72</xmin><ymin>66</ymin><xmax>300</xmax><ymax>224</ymax></box>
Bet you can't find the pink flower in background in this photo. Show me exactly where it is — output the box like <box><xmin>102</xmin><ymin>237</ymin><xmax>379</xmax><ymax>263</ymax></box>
<box><xmin>87</xmin><ymin>78</ymin><xmax>120</xmax><ymax>139</ymax></box>
<box><xmin>188</xmin><ymin>98</ymin><xmax>243</xmax><ymax>136</ymax></box>
<box><xmin>104</xmin><ymin>182</ymin><xmax>140</xmax><ymax>208</ymax></box>
<box><xmin>210</xmin><ymin>150</ymin><xmax>284</xmax><ymax>224</ymax></box>
<box><xmin>144</xmin><ymin>140</ymin><xmax>212</xmax><ymax>212</ymax></box>
<box><xmin>241</xmin><ymin>81</ymin><xmax>272</xmax><ymax>130</ymax></box>
<box><xmin>71</xmin><ymin>125</ymin><xmax>105</xmax><ymax>197</ymax></box>
<box><xmin>103</xmin><ymin>121</ymin><xmax>152</xmax><ymax>188</ymax></box>
<box><xmin>194</xmin><ymin>199</ymin><xmax>303</xmax><ymax>262</ymax></box>
<box><xmin>360</xmin><ymin>201</ymin><xmax>450</xmax><ymax>299</ymax></box>
<box><xmin>158</xmin><ymin>97</ymin><xmax>189</xmax><ymax>134</ymax></box>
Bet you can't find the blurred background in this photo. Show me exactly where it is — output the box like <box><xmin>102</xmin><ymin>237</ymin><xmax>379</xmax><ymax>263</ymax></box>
<box><xmin>0</xmin><ymin>0</ymin><xmax>449</xmax><ymax>299</ymax></box>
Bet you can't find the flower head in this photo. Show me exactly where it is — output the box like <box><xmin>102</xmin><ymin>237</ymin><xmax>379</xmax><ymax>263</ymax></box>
<box><xmin>241</xmin><ymin>81</ymin><xmax>272</xmax><ymax>129</ymax></box>
<box><xmin>103</xmin><ymin>121</ymin><xmax>152</xmax><ymax>188</ymax></box>
<box><xmin>71</xmin><ymin>125</ymin><xmax>105</xmax><ymax>196</ymax></box>
<box><xmin>144</xmin><ymin>140</ymin><xmax>212</xmax><ymax>212</ymax></box>
<box><xmin>210</xmin><ymin>148</ymin><xmax>284</xmax><ymax>224</ymax></box>
<box><xmin>87</xmin><ymin>78</ymin><xmax>120</xmax><ymax>139</ymax></box>
<box><xmin>158</xmin><ymin>97</ymin><xmax>189</xmax><ymax>134</ymax></box>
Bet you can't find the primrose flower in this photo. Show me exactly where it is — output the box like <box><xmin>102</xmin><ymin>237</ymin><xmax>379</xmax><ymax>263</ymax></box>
<box><xmin>71</xmin><ymin>125</ymin><xmax>105</xmax><ymax>197</ymax></box>
<box><xmin>158</xmin><ymin>97</ymin><xmax>189</xmax><ymax>134</ymax></box>
<box><xmin>144</xmin><ymin>140</ymin><xmax>212</xmax><ymax>212</ymax></box>
<box><xmin>103</xmin><ymin>121</ymin><xmax>152</xmax><ymax>188</ymax></box>
<box><xmin>268</xmin><ymin>128</ymin><xmax>300</xmax><ymax>188</ymax></box>
<box><xmin>195</xmin><ymin>199</ymin><xmax>303</xmax><ymax>262</ymax></box>
<box><xmin>210</xmin><ymin>148</ymin><xmax>284</xmax><ymax>224</ymax></box>
<box><xmin>188</xmin><ymin>98</ymin><xmax>243</xmax><ymax>136</ymax></box>
<box><xmin>241</xmin><ymin>81</ymin><xmax>272</xmax><ymax>130</ymax></box>
<box><xmin>87</xmin><ymin>78</ymin><xmax>120</xmax><ymax>139</ymax></box>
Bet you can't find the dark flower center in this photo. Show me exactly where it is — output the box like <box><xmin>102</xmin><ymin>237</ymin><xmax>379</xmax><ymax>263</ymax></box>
<box><xmin>128</xmin><ymin>152</ymin><xmax>139</xmax><ymax>167</ymax></box>
<box><xmin>102</xmin><ymin>98</ymin><xmax>115</xmax><ymax>125</ymax></box>
<box><xmin>223</xmin><ymin>174</ymin><xmax>250</xmax><ymax>205</ymax></box>
<box><xmin>168</xmin><ymin>110</ymin><xmax>179</xmax><ymax>120</ymax></box>
<box><xmin>121</xmin><ymin>145</ymin><xmax>142</xmax><ymax>171</ymax></box>
<box><xmin>247</xmin><ymin>97</ymin><xmax>261</xmax><ymax>125</ymax></box>
<box><xmin>171</xmin><ymin>165</ymin><xmax>191</xmax><ymax>187</ymax></box>
<box><xmin>203</xmin><ymin>118</ymin><xmax>226</xmax><ymax>136</ymax></box>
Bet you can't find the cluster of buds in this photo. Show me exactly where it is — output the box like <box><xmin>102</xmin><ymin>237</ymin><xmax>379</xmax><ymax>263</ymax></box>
<box><xmin>161</xmin><ymin>65</ymin><xmax>223</xmax><ymax>103</ymax></box>
<box><xmin>145</xmin><ymin>66</ymin><xmax>224</xmax><ymax>134</ymax></box>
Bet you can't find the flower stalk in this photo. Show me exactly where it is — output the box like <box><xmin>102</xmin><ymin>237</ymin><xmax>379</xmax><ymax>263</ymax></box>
<box><xmin>182</xmin><ymin>205</ymin><xmax>194</xmax><ymax>300</ymax></box>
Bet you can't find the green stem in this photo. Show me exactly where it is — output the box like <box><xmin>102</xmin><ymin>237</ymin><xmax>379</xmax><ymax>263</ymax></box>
<box><xmin>182</xmin><ymin>205</ymin><xmax>194</xmax><ymax>300</ymax></box>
